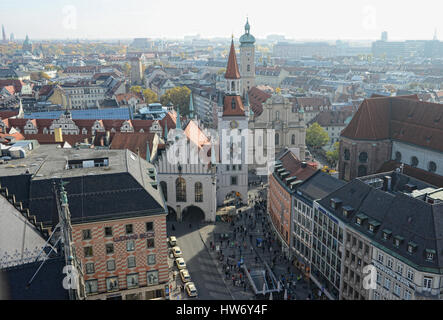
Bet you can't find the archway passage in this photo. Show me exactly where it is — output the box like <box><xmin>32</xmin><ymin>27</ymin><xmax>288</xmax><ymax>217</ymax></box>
<box><xmin>182</xmin><ymin>205</ymin><xmax>205</xmax><ymax>222</ymax></box>
<box><xmin>166</xmin><ymin>206</ymin><xmax>177</xmax><ymax>222</ymax></box>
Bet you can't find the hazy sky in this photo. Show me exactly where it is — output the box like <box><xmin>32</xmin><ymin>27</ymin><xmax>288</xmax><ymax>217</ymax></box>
<box><xmin>0</xmin><ymin>0</ymin><xmax>442</xmax><ymax>41</ymax></box>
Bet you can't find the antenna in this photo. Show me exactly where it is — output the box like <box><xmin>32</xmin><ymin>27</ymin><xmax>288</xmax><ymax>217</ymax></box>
<box><xmin>26</xmin><ymin>180</ymin><xmax>82</xmax><ymax>300</ymax></box>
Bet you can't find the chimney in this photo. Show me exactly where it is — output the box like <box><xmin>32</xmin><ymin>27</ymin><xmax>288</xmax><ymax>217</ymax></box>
<box><xmin>54</xmin><ymin>127</ymin><xmax>63</xmax><ymax>143</ymax></box>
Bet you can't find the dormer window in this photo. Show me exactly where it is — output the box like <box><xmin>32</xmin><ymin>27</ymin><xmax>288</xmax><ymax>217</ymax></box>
<box><xmin>368</xmin><ymin>220</ymin><xmax>380</xmax><ymax>233</ymax></box>
<box><xmin>342</xmin><ymin>206</ymin><xmax>354</xmax><ymax>218</ymax></box>
<box><xmin>355</xmin><ymin>214</ymin><xmax>368</xmax><ymax>226</ymax></box>
<box><xmin>393</xmin><ymin>236</ymin><xmax>404</xmax><ymax>248</ymax></box>
<box><xmin>330</xmin><ymin>198</ymin><xmax>342</xmax><ymax>209</ymax></box>
<box><xmin>425</xmin><ymin>249</ymin><xmax>436</xmax><ymax>261</ymax></box>
<box><xmin>231</xmin><ymin>98</ymin><xmax>236</xmax><ymax>110</ymax></box>
<box><xmin>382</xmin><ymin>229</ymin><xmax>392</xmax><ymax>241</ymax></box>
<box><xmin>407</xmin><ymin>242</ymin><xmax>417</xmax><ymax>254</ymax></box>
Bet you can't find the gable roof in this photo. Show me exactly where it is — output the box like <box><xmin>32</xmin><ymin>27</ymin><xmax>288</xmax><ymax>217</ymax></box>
<box><xmin>222</xmin><ymin>95</ymin><xmax>245</xmax><ymax>117</ymax></box>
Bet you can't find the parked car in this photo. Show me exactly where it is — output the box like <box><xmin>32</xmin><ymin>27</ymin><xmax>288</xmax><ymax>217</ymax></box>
<box><xmin>169</xmin><ymin>236</ymin><xmax>177</xmax><ymax>246</ymax></box>
<box><xmin>180</xmin><ymin>269</ymin><xmax>191</xmax><ymax>283</ymax></box>
<box><xmin>172</xmin><ymin>246</ymin><xmax>182</xmax><ymax>258</ymax></box>
<box><xmin>185</xmin><ymin>282</ymin><xmax>198</xmax><ymax>297</ymax></box>
<box><xmin>175</xmin><ymin>257</ymin><xmax>186</xmax><ymax>270</ymax></box>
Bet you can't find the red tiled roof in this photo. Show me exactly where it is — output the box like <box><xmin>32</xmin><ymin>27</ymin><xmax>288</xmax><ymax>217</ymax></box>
<box><xmin>225</xmin><ymin>40</ymin><xmax>241</xmax><ymax>80</ymax></box>
<box><xmin>340</xmin><ymin>95</ymin><xmax>443</xmax><ymax>152</ymax></box>
<box><xmin>184</xmin><ymin>119</ymin><xmax>210</xmax><ymax>151</ymax></box>
<box><xmin>110</xmin><ymin>132</ymin><xmax>157</xmax><ymax>160</ymax></box>
<box><xmin>279</xmin><ymin>150</ymin><xmax>317</xmax><ymax>181</ymax></box>
<box><xmin>248</xmin><ymin>87</ymin><xmax>271</xmax><ymax>117</ymax></box>
<box><xmin>223</xmin><ymin>96</ymin><xmax>245</xmax><ymax>117</ymax></box>
<box><xmin>0</xmin><ymin>110</ymin><xmax>19</xmax><ymax>119</ymax></box>
<box><xmin>23</xmin><ymin>134</ymin><xmax>91</xmax><ymax>145</ymax></box>
<box><xmin>0</xmin><ymin>80</ymin><xmax>24</xmax><ymax>93</ymax></box>
<box><xmin>2</xmin><ymin>85</ymin><xmax>15</xmax><ymax>95</ymax></box>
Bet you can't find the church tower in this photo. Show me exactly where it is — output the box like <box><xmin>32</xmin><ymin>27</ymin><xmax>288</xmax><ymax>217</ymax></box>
<box><xmin>217</xmin><ymin>38</ymin><xmax>249</xmax><ymax>207</ymax></box>
<box><xmin>239</xmin><ymin>18</ymin><xmax>256</xmax><ymax>96</ymax></box>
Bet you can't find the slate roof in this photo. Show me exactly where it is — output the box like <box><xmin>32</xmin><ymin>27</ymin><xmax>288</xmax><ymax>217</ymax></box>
<box><xmin>0</xmin><ymin>256</ymin><xmax>70</xmax><ymax>300</ymax></box>
<box><xmin>308</xmin><ymin>109</ymin><xmax>355</xmax><ymax>128</ymax></box>
<box><xmin>317</xmin><ymin>173</ymin><xmax>443</xmax><ymax>272</ymax></box>
<box><xmin>0</xmin><ymin>146</ymin><xmax>166</xmax><ymax>227</ymax></box>
<box><xmin>24</xmin><ymin>107</ymin><xmax>132</xmax><ymax>120</ymax></box>
<box><xmin>297</xmin><ymin>170</ymin><xmax>346</xmax><ymax>203</ymax></box>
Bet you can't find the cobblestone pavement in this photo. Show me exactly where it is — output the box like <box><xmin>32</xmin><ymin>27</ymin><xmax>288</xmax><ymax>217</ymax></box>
<box><xmin>200</xmin><ymin>188</ymin><xmax>316</xmax><ymax>300</ymax></box>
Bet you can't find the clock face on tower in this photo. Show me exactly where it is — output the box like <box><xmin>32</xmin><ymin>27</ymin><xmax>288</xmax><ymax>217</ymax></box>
<box><xmin>230</xmin><ymin>120</ymin><xmax>239</xmax><ymax>129</ymax></box>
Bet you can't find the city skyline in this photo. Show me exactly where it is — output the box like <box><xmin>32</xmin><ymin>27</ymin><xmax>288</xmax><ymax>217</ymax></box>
<box><xmin>0</xmin><ymin>0</ymin><xmax>442</xmax><ymax>41</ymax></box>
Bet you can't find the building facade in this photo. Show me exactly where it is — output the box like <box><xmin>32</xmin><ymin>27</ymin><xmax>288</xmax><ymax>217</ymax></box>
<box><xmin>216</xmin><ymin>39</ymin><xmax>249</xmax><ymax>206</ymax></box>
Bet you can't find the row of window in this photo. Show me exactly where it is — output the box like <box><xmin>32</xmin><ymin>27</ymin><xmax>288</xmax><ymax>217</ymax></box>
<box><xmin>85</xmin><ymin>270</ymin><xmax>159</xmax><ymax>294</ymax></box>
<box><xmin>376</xmin><ymin>251</ymin><xmax>415</xmax><ymax>281</ymax></box>
<box><xmin>395</xmin><ymin>152</ymin><xmax>438</xmax><ymax>172</ymax></box>
<box><xmin>163</xmin><ymin>179</ymin><xmax>204</xmax><ymax>203</ymax></box>
<box><xmin>82</xmin><ymin>222</ymin><xmax>154</xmax><ymax>240</ymax></box>
<box><xmin>85</xmin><ymin>254</ymin><xmax>157</xmax><ymax>275</ymax></box>
<box><xmin>274</xmin><ymin>133</ymin><xmax>298</xmax><ymax>146</ymax></box>
<box><xmin>83</xmin><ymin>238</ymin><xmax>155</xmax><ymax>258</ymax></box>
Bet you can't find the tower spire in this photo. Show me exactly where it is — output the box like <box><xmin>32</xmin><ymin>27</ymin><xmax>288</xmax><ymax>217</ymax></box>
<box><xmin>189</xmin><ymin>93</ymin><xmax>195</xmax><ymax>119</ymax></box>
<box><xmin>176</xmin><ymin>107</ymin><xmax>182</xmax><ymax>130</ymax></box>
<box><xmin>164</xmin><ymin>120</ymin><xmax>168</xmax><ymax>140</ymax></box>
<box><xmin>225</xmin><ymin>38</ymin><xmax>241</xmax><ymax>80</ymax></box>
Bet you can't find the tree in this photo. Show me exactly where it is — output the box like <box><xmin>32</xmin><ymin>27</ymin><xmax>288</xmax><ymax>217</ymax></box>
<box><xmin>142</xmin><ymin>88</ymin><xmax>158</xmax><ymax>104</ymax></box>
<box><xmin>123</xmin><ymin>62</ymin><xmax>131</xmax><ymax>77</ymax></box>
<box><xmin>306</xmin><ymin>122</ymin><xmax>329</xmax><ymax>149</ymax></box>
<box><xmin>326</xmin><ymin>142</ymin><xmax>339</xmax><ymax>167</ymax></box>
<box><xmin>160</xmin><ymin>86</ymin><xmax>191</xmax><ymax>116</ymax></box>
<box><xmin>130</xmin><ymin>86</ymin><xmax>143</xmax><ymax>94</ymax></box>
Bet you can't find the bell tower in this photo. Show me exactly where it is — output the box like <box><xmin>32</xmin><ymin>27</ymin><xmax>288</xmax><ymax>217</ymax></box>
<box><xmin>216</xmin><ymin>37</ymin><xmax>249</xmax><ymax>207</ymax></box>
<box><xmin>239</xmin><ymin>18</ymin><xmax>256</xmax><ymax>96</ymax></box>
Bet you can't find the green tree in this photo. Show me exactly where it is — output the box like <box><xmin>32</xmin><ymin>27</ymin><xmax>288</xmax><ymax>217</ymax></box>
<box><xmin>130</xmin><ymin>86</ymin><xmax>143</xmax><ymax>94</ymax></box>
<box><xmin>306</xmin><ymin>122</ymin><xmax>329</xmax><ymax>149</ymax></box>
<box><xmin>160</xmin><ymin>86</ymin><xmax>191</xmax><ymax>116</ymax></box>
<box><xmin>326</xmin><ymin>141</ymin><xmax>340</xmax><ymax>167</ymax></box>
<box><xmin>142</xmin><ymin>88</ymin><xmax>158</xmax><ymax>104</ymax></box>
<box><xmin>123</xmin><ymin>62</ymin><xmax>131</xmax><ymax>77</ymax></box>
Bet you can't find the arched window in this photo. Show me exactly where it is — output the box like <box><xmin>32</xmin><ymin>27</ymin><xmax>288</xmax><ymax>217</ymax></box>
<box><xmin>344</xmin><ymin>149</ymin><xmax>350</xmax><ymax>161</ymax></box>
<box><xmin>231</xmin><ymin>81</ymin><xmax>235</xmax><ymax>91</ymax></box>
<box><xmin>395</xmin><ymin>151</ymin><xmax>402</xmax><ymax>162</ymax></box>
<box><xmin>359</xmin><ymin>152</ymin><xmax>368</xmax><ymax>163</ymax></box>
<box><xmin>195</xmin><ymin>182</ymin><xmax>203</xmax><ymax>202</ymax></box>
<box><xmin>176</xmin><ymin>177</ymin><xmax>186</xmax><ymax>202</ymax></box>
<box><xmin>291</xmin><ymin>134</ymin><xmax>296</xmax><ymax>145</ymax></box>
<box><xmin>247</xmin><ymin>65</ymin><xmax>250</xmax><ymax>72</ymax></box>
<box><xmin>275</xmin><ymin>133</ymin><xmax>279</xmax><ymax>145</ymax></box>
<box><xmin>358</xmin><ymin>165</ymin><xmax>367</xmax><ymax>177</ymax></box>
<box><xmin>160</xmin><ymin>181</ymin><xmax>167</xmax><ymax>202</ymax></box>
<box><xmin>428</xmin><ymin>161</ymin><xmax>437</xmax><ymax>173</ymax></box>
<box><xmin>411</xmin><ymin>156</ymin><xmax>419</xmax><ymax>168</ymax></box>
<box><xmin>276</xmin><ymin>111</ymin><xmax>280</xmax><ymax>120</ymax></box>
